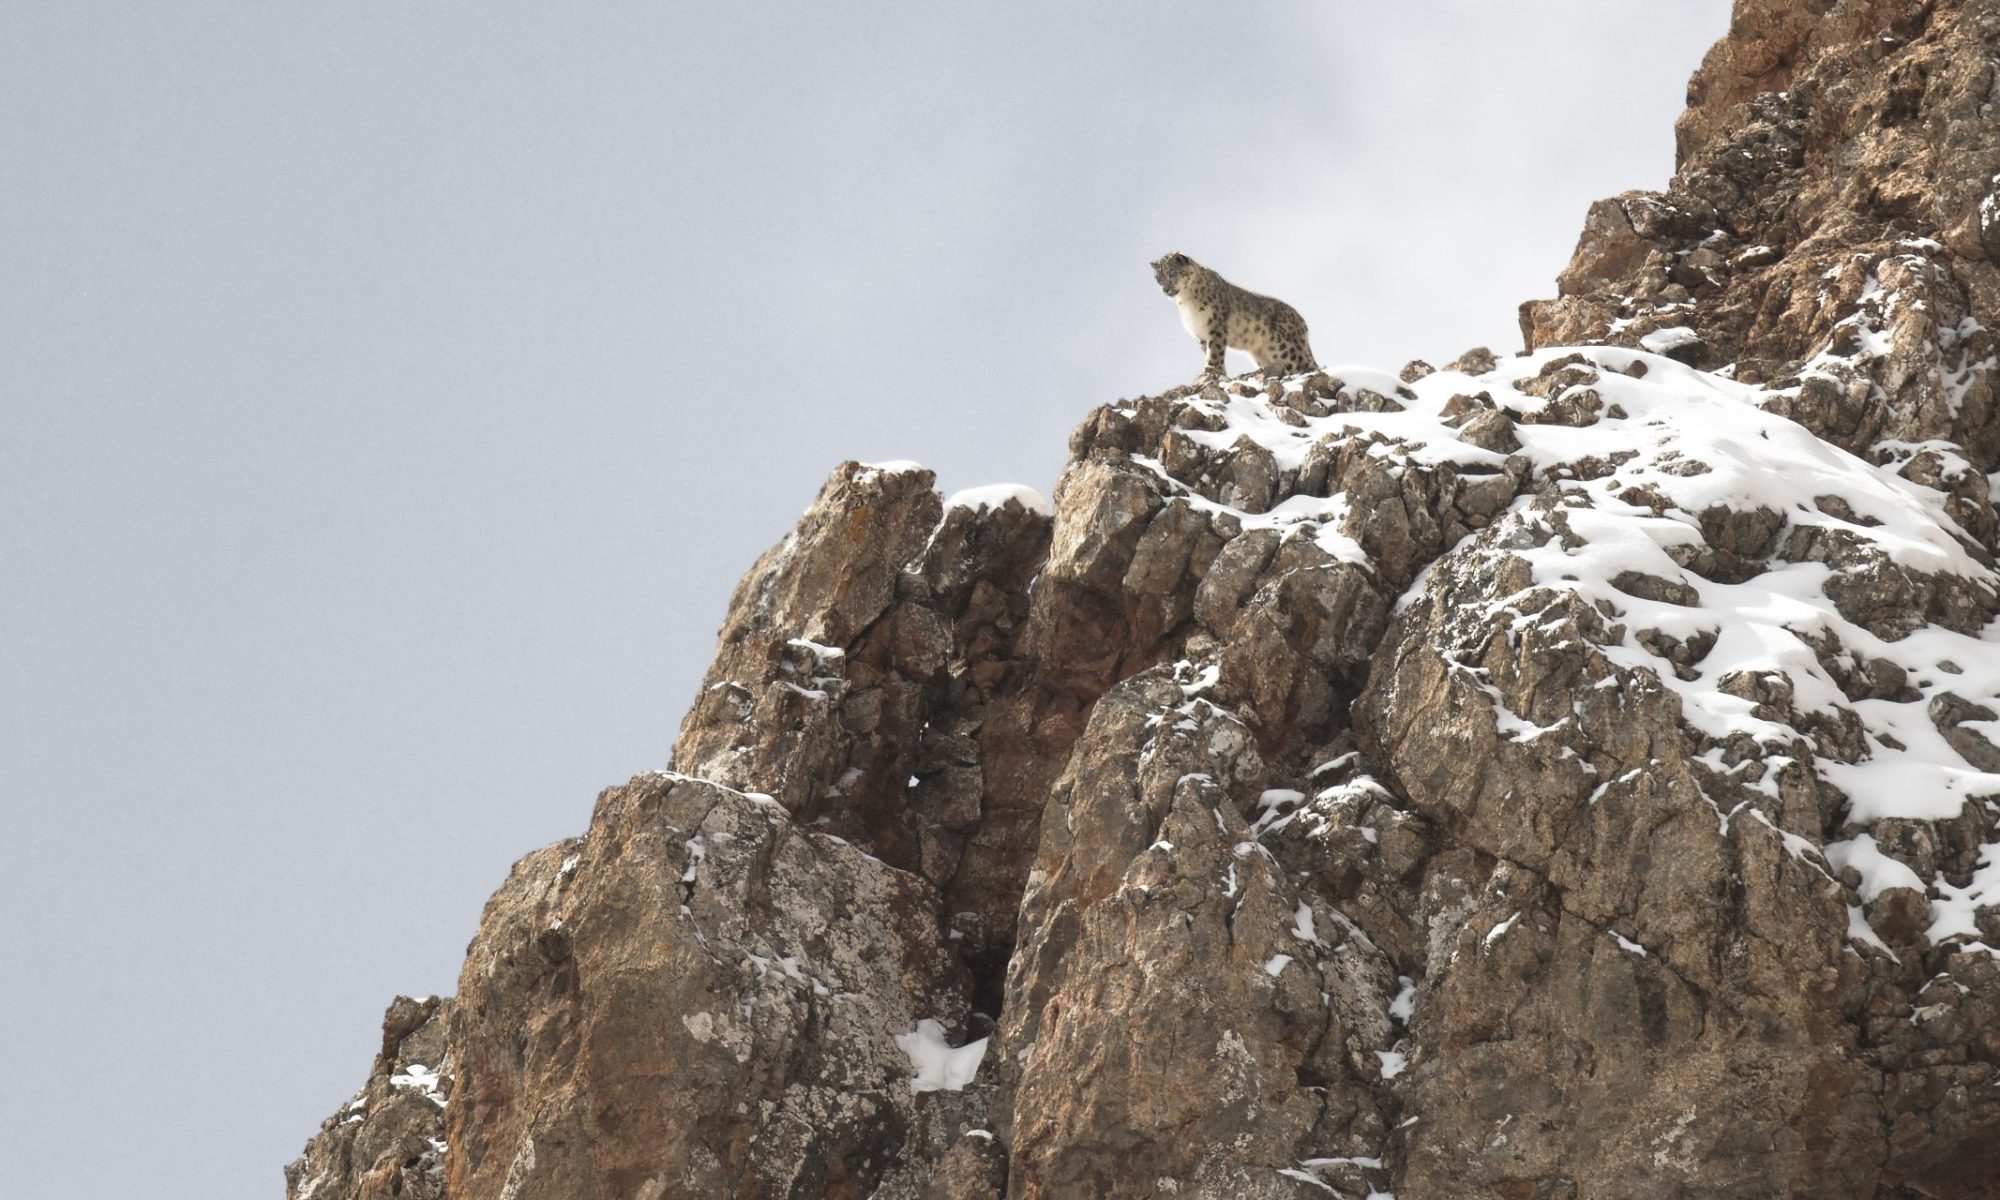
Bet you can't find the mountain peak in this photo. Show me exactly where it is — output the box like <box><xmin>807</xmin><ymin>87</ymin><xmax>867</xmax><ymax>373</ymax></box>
<box><xmin>290</xmin><ymin>5</ymin><xmax>2000</xmax><ymax>1196</ymax></box>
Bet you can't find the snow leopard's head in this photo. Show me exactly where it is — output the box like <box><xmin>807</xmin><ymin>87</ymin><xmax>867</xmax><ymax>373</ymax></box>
<box><xmin>1151</xmin><ymin>252</ymin><xmax>1195</xmax><ymax>296</ymax></box>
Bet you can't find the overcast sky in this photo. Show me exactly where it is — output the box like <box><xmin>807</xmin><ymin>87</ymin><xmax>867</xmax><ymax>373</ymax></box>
<box><xmin>1</xmin><ymin>4</ymin><xmax>1730</xmax><ymax>1196</ymax></box>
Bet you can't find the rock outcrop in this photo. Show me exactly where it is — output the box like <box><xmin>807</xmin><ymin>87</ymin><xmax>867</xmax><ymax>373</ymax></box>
<box><xmin>287</xmin><ymin>996</ymin><xmax>452</xmax><ymax>1200</ymax></box>
<box><xmin>1522</xmin><ymin>0</ymin><xmax>2000</xmax><ymax>478</ymax></box>
<box><xmin>291</xmin><ymin>3</ymin><xmax>2000</xmax><ymax>1196</ymax></box>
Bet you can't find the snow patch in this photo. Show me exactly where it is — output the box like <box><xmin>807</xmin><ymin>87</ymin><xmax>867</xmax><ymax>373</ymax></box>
<box><xmin>945</xmin><ymin>483</ymin><xmax>1052</xmax><ymax>516</ymax></box>
<box><xmin>1291</xmin><ymin>902</ymin><xmax>1321</xmax><ymax>945</ymax></box>
<box><xmin>893</xmin><ymin>1019</ymin><xmax>988</xmax><ymax>1093</ymax></box>
<box><xmin>1640</xmin><ymin>326</ymin><xmax>1700</xmax><ymax>353</ymax></box>
<box><xmin>1388</xmin><ymin>976</ymin><xmax>1416</xmax><ymax>1024</ymax></box>
<box><xmin>1825</xmin><ymin>834</ymin><xmax>1927</xmax><ymax>903</ymax></box>
<box><xmin>389</xmin><ymin>1063</ymin><xmax>447</xmax><ymax>1108</ymax></box>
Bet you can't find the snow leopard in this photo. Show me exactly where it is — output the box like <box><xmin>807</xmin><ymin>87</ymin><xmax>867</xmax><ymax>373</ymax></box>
<box><xmin>1150</xmin><ymin>252</ymin><xmax>1319</xmax><ymax>382</ymax></box>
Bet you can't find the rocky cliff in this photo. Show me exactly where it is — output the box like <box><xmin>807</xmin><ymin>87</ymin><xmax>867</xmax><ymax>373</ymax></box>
<box><xmin>289</xmin><ymin>3</ymin><xmax>2000</xmax><ymax>1196</ymax></box>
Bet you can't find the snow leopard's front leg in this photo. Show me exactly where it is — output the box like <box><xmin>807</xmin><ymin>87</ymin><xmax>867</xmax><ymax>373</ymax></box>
<box><xmin>1201</xmin><ymin>332</ymin><xmax>1228</xmax><ymax>382</ymax></box>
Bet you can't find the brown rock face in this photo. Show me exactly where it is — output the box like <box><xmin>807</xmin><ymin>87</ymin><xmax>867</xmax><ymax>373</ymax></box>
<box><xmin>444</xmin><ymin>774</ymin><xmax>977</xmax><ymax>1199</ymax></box>
<box><xmin>998</xmin><ymin>669</ymin><xmax>1388</xmax><ymax>1198</ymax></box>
<box><xmin>670</xmin><ymin>462</ymin><xmax>1057</xmax><ymax>1002</ymax></box>
<box><xmin>293</xmin><ymin>6</ymin><xmax>2000</xmax><ymax>1198</ymax></box>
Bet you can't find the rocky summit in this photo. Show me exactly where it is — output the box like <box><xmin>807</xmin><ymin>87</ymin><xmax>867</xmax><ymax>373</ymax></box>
<box><xmin>290</xmin><ymin>3</ymin><xmax>2000</xmax><ymax>1197</ymax></box>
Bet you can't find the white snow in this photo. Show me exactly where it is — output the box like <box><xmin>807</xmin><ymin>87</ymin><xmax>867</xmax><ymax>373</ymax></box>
<box><xmin>785</xmin><ymin>637</ymin><xmax>845</xmax><ymax>662</ymax></box>
<box><xmin>1250</xmin><ymin>788</ymin><xmax>1306</xmax><ymax>837</ymax></box>
<box><xmin>1133</xmin><ymin>450</ymin><xmax>1372</xmax><ymax>567</ymax></box>
<box><xmin>1276</xmin><ymin>1167</ymin><xmax>1340</xmax><ymax>1194</ymax></box>
<box><xmin>1291</xmin><ymin>902</ymin><xmax>1322</xmax><ymax>945</ymax></box>
<box><xmin>1180</xmin><ymin>662</ymin><xmax>1221</xmax><ymax>697</ymax></box>
<box><xmin>893</xmin><ymin>1019</ymin><xmax>988</xmax><ymax>1093</ymax></box>
<box><xmin>945</xmin><ymin>482</ymin><xmax>1052</xmax><ymax>516</ymax></box>
<box><xmin>1388</xmin><ymin>976</ymin><xmax>1416</xmax><ymax>1024</ymax></box>
<box><xmin>1928</xmin><ymin>842</ymin><xmax>2000</xmax><ymax>944</ymax></box>
<box><xmin>1264</xmin><ymin>953</ymin><xmax>1294</xmax><ymax>977</ymax></box>
<box><xmin>389</xmin><ymin>1063</ymin><xmax>447</xmax><ymax>1107</ymax></box>
<box><xmin>1251</xmin><ymin>777</ymin><xmax>1393</xmax><ymax>841</ymax></box>
<box><xmin>1375</xmin><ymin>1049</ymin><xmax>1408</xmax><ymax>1079</ymax></box>
<box><xmin>1119</xmin><ymin>341</ymin><xmax>2000</xmax><ymax>968</ymax></box>
<box><xmin>1587</xmin><ymin>768</ymin><xmax>1645</xmax><ymax>806</ymax></box>
<box><xmin>646</xmin><ymin>770</ymin><xmax>791</xmax><ymax>818</ymax></box>
<box><xmin>1824</xmin><ymin>834</ymin><xmax>1926</xmax><ymax>902</ymax></box>
<box><xmin>1132</xmin><ymin>346</ymin><xmax>2000</xmax><ymax>950</ymax></box>
<box><xmin>1845</xmin><ymin>904</ymin><xmax>1899</xmax><ymax>959</ymax></box>
<box><xmin>1483</xmin><ymin>911</ymin><xmax>1521</xmax><ymax>948</ymax></box>
<box><xmin>1640</xmin><ymin>326</ymin><xmax>1701</xmax><ymax>353</ymax></box>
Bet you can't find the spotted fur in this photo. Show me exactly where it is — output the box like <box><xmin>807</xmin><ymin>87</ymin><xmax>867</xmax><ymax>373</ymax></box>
<box><xmin>1151</xmin><ymin>252</ymin><xmax>1318</xmax><ymax>381</ymax></box>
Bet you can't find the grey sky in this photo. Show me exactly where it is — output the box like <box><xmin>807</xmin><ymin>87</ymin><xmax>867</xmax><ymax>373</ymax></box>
<box><xmin>2</xmin><ymin>4</ymin><xmax>1729</xmax><ymax>1196</ymax></box>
